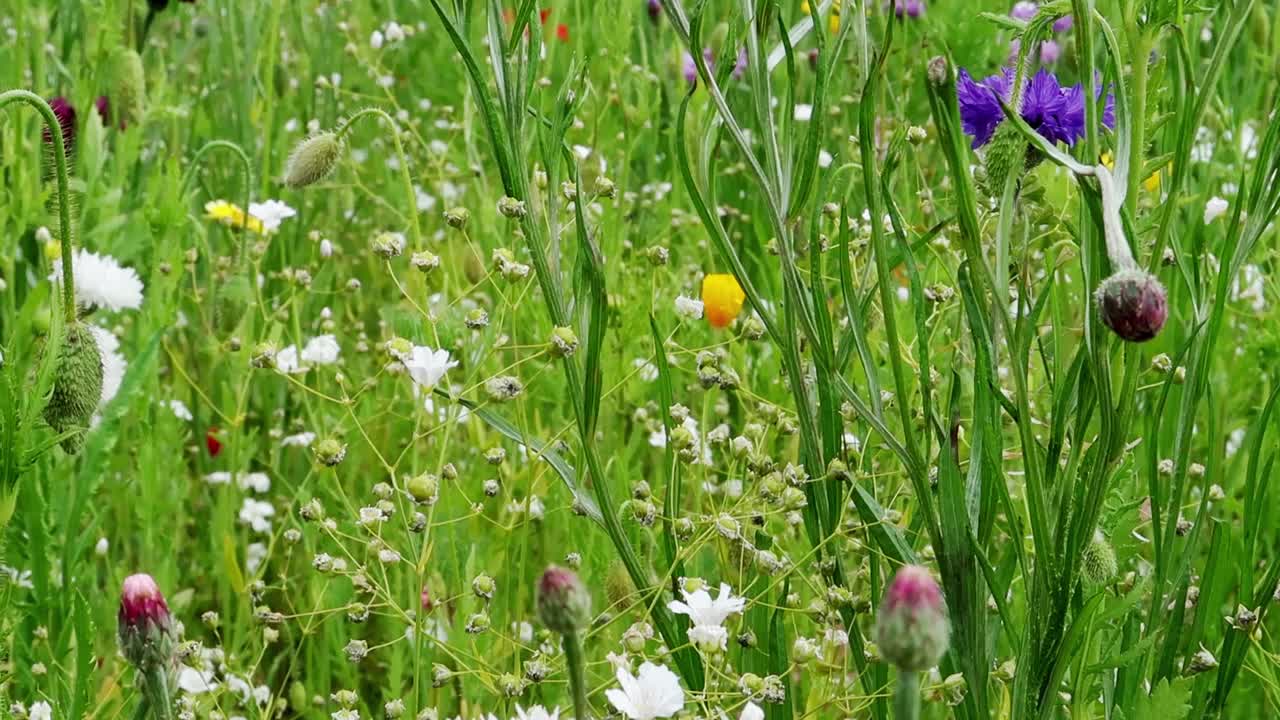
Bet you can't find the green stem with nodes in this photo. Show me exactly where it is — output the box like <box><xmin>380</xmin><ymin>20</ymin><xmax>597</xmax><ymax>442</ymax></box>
<box><xmin>562</xmin><ymin>630</ymin><xmax>591</xmax><ymax>720</ymax></box>
<box><xmin>336</xmin><ymin>108</ymin><xmax>423</xmax><ymax>249</ymax></box>
<box><xmin>893</xmin><ymin>670</ymin><xmax>920</xmax><ymax>720</ymax></box>
<box><xmin>181</xmin><ymin>140</ymin><xmax>253</xmax><ymax>265</ymax></box>
<box><xmin>0</xmin><ymin>90</ymin><xmax>78</xmax><ymax>323</ymax></box>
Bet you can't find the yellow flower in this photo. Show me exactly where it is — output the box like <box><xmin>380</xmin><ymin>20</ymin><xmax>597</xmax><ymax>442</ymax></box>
<box><xmin>800</xmin><ymin>0</ymin><xmax>840</xmax><ymax>33</ymax></box>
<box><xmin>702</xmin><ymin>273</ymin><xmax>746</xmax><ymax>329</ymax></box>
<box><xmin>1099</xmin><ymin>152</ymin><xmax>1166</xmax><ymax>194</ymax></box>
<box><xmin>204</xmin><ymin>200</ymin><xmax>265</xmax><ymax>235</ymax></box>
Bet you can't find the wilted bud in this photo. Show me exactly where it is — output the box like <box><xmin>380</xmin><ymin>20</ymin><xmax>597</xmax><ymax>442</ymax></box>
<box><xmin>250</xmin><ymin>342</ymin><xmax>277</xmax><ymax>369</ymax></box>
<box><xmin>285</xmin><ymin>132</ymin><xmax>344</xmax><ymax>188</ymax></box>
<box><xmin>411</xmin><ymin>251</ymin><xmax>441</xmax><ymax>274</ymax></box>
<box><xmin>1095</xmin><ymin>269</ymin><xmax>1168</xmax><ymax>342</ymax></box>
<box><xmin>118</xmin><ymin>574</ymin><xmax>175</xmax><ymax>673</ymax></box>
<box><xmin>927</xmin><ymin>56</ymin><xmax>950</xmax><ymax>87</ymax></box>
<box><xmin>472</xmin><ymin>573</ymin><xmax>496</xmax><ymax>600</ymax></box>
<box><xmin>1185</xmin><ymin>646</ymin><xmax>1218</xmax><ymax>676</ymax></box>
<box><xmin>43</xmin><ymin>323</ymin><xmax>105</xmax><ymax>453</ymax></box>
<box><xmin>536</xmin><ymin>565</ymin><xmax>592</xmax><ymax>635</ymax></box>
<box><xmin>484</xmin><ymin>375</ymin><xmax>524</xmax><ymax>401</ymax></box>
<box><xmin>594</xmin><ymin>176</ymin><xmax>617</xmax><ymax>198</ymax></box>
<box><xmin>315</xmin><ymin>437</ymin><xmax>347</xmax><ymax>466</ymax></box>
<box><xmin>372</xmin><ymin>231</ymin><xmax>407</xmax><ymax>259</ymax></box>
<box><xmin>874</xmin><ymin>565</ymin><xmax>950</xmax><ymax>671</ymax></box>
<box><xmin>444</xmin><ymin>207</ymin><xmax>470</xmax><ymax>229</ymax></box>
<box><xmin>497</xmin><ymin>196</ymin><xmax>527</xmax><ymax>219</ymax></box>
<box><xmin>549</xmin><ymin>326</ymin><xmax>579</xmax><ymax>357</ymax></box>
<box><xmin>646</xmin><ymin>246</ymin><xmax>670</xmax><ymax>266</ymax></box>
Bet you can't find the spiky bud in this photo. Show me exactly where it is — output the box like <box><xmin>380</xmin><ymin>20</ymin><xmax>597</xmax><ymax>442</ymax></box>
<box><xmin>1095</xmin><ymin>269</ymin><xmax>1168</xmax><ymax>342</ymax></box>
<box><xmin>536</xmin><ymin>565</ymin><xmax>592</xmax><ymax>635</ymax></box>
<box><xmin>982</xmin><ymin>122</ymin><xmax>1028</xmax><ymax>197</ymax></box>
<box><xmin>285</xmin><ymin>132</ymin><xmax>344</xmax><ymax>188</ymax></box>
<box><xmin>118</xmin><ymin>574</ymin><xmax>175</xmax><ymax>673</ymax></box>
<box><xmin>43</xmin><ymin>322</ymin><xmax>105</xmax><ymax>453</ymax></box>
<box><xmin>1081</xmin><ymin>532</ymin><xmax>1117</xmax><ymax>585</ymax></box>
<box><xmin>875</xmin><ymin>565</ymin><xmax>950</xmax><ymax>672</ymax></box>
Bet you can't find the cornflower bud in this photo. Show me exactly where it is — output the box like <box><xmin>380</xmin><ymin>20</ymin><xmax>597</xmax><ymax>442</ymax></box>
<box><xmin>875</xmin><ymin>565</ymin><xmax>950</xmax><ymax>672</ymax></box>
<box><xmin>118</xmin><ymin>574</ymin><xmax>175</xmax><ymax>673</ymax></box>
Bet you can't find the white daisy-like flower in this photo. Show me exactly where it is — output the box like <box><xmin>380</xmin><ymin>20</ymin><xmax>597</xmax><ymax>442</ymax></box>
<box><xmin>1204</xmin><ymin>196</ymin><xmax>1229</xmax><ymax>225</ymax></box>
<box><xmin>740</xmin><ymin>702</ymin><xmax>765</xmax><ymax>720</ymax></box>
<box><xmin>301</xmin><ymin>335</ymin><xmax>341</xmax><ymax>365</ymax></box>
<box><xmin>605</xmin><ymin>661</ymin><xmax>685</xmax><ymax>720</ymax></box>
<box><xmin>275</xmin><ymin>345</ymin><xmax>303</xmax><ymax>374</ymax></box>
<box><xmin>248</xmin><ymin>200</ymin><xmax>297</xmax><ymax>234</ymax></box>
<box><xmin>668</xmin><ymin>583</ymin><xmax>746</xmax><ymax>651</ymax></box>
<box><xmin>51</xmin><ymin>249</ymin><xmax>144</xmax><ymax>311</ymax></box>
<box><xmin>29</xmin><ymin>701</ymin><xmax>52</xmax><ymax>720</ymax></box>
<box><xmin>238</xmin><ymin>472</ymin><xmax>271</xmax><ymax>493</ymax></box>
<box><xmin>513</xmin><ymin>706</ymin><xmax>560</xmax><ymax>720</ymax></box>
<box><xmin>633</xmin><ymin>358</ymin><xmax>659</xmax><ymax>382</ymax></box>
<box><xmin>404</xmin><ymin>346</ymin><xmax>458</xmax><ymax>392</ymax></box>
<box><xmin>88</xmin><ymin>325</ymin><xmax>126</xmax><ymax>409</ymax></box>
<box><xmin>281</xmin><ymin>431</ymin><xmax>317</xmax><ymax>448</ymax></box>
<box><xmin>674</xmin><ymin>295</ymin><xmax>704</xmax><ymax>320</ymax></box>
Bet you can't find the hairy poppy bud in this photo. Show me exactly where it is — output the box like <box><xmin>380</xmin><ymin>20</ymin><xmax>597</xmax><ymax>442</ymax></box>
<box><xmin>536</xmin><ymin>565</ymin><xmax>592</xmax><ymax>635</ymax></box>
<box><xmin>1081</xmin><ymin>532</ymin><xmax>1118</xmax><ymax>585</ymax></box>
<box><xmin>1095</xmin><ymin>268</ymin><xmax>1168</xmax><ymax>342</ymax></box>
<box><xmin>285</xmin><ymin>131</ymin><xmax>344</xmax><ymax>188</ymax></box>
<box><xmin>43</xmin><ymin>322</ymin><xmax>105</xmax><ymax>453</ymax></box>
<box><xmin>118</xmin><ymin>574</ymin><xmax>175</xmax><ymax>673</ymax></box>
<box><xmin>875</xmin><ymin>565</ymin><xmax>950</xmax><ymax>672</ymax></box>
<box><xmin>114</xmin><ymin>49</ymin><xmax>147</xmax><ymax>128</ymax></box>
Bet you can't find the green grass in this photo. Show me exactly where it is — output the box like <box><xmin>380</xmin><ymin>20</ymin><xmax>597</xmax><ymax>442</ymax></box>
<box><xmin>3</xmin><ymin>0</ymin><xmax>1280</xmax><ymax>719</ymax></box>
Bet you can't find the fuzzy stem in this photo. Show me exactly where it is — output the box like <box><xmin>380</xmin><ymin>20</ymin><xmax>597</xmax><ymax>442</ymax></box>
<box><xmin>336</xmin><ymin>108</ymin><xmax>423</xmax><ymax>249</ymax></box>
<box><xmin>562</xmin><ymin>630</ymin><xmax>591</xmax><ymax>720</ymax></box>
<box><xmin>143</xmin><ymin>665</ymin><xmax>174</xmax><ymax>720</ymax></box>
<box><xmin>893</xmin><ymin>669</ymin><xmax>921</xmax><ymax>720</ymax></box>
<box><xmin>0</xmin><ymin>90</ymin><xmax>78</xmax><ymax>323</ymax></box>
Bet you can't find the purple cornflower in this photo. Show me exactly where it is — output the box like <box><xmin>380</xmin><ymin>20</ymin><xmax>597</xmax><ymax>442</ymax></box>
<box><xmin>956</xmin><ymin>68</ymin><xmax>1115</xmax><ymax>149</ymax></box>
<box><xmin>682</xmin><ymin>47</ymin><xmax>746</xmax><ymax>87</ymax></box>
<box><xmin>1053</xmin><ymin>15</ymin><xmax>1074</xmax><ymax>32</ymax></box>
<box><xmin>1010</xmin><ymin>1</ymin><xmax>1038</xmax><ymax>21</ymax></box>
<box><xmin>647</xmin><ymin>0</ymin><xmax>661</xmax><ymax>23</ymax></box>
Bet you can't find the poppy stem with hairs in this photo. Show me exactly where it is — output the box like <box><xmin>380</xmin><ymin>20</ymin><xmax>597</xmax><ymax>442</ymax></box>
<box><xmin>0</xmin><ymin>90</ymin><xmax>78</xmax><ymax>322</ymax></box>
<box><xmin>335</xmin><ymin>108</ymin><xmax>423</xmax><ymax>251</ymax></box>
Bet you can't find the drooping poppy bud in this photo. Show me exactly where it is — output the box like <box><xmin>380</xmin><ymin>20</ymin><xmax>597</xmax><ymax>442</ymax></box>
<box><xmin>536</xmin><ymin>565</ymin><xmax>592</xmax><ymax>635</ymax></box>
<box><xmin>113</xmin><ymin>49</ymin><xmax>147</xmax><ymax>128</ymax></box>
<box><xmin>285</xmin><ymin>131</ymin><xmax>344</xmax><ymax>188</ymax></box>
<box><xmin>44</xmin><ymin>96</ymin><xmax>77</xmax><ymax>153</ymax></box>
<box><xmin>43</xmin><ymin>322</ymin><xmax>105</xmax><ymax>454</ymax></box>
<box><xmin>118</xmin><ymin>574</ymin><xmax>176</xmax><ymax>674</ymax></box>
<box><xmin>1081</xmin><ymin>531</ymin><xmax>1118</xmax><ymax>585</ymax></box>
<box><xmin>875</xmin><ymin>565</ymin><xmax>950</xmax><ymax>672</ymax></box>
<box><xmin>1094</xmin><ymin>268</ymin><xmax>1168</xmax><ymax>342</ymax></box>
<box><xmin>701</xmin><ymin>273</ymin><xmax>746</xmax><ymax>329</ymax></box>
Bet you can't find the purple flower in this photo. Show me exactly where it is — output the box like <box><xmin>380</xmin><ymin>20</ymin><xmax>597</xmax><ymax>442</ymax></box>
<box><xmin>1010</xmin><ymin>1</ymin><xmax>1038</xmax><ymax>21</ymax></box>
<box><xmin>1053</xmin><ymin>15</ymin><xmax>1074</xmax><ymax>32</ymax></box>
<box><xmin>956</xmin><ymin>67</ymin><xmax>1115</xmax><ymax>149</ymax></box>
<box><xmin>887</xmin><ymin>0</ymin><xmax>925</xmax><ymax>17</ymax></box>
<box><xmin>647</xmin><ymin>0</ymin><xmax>662</xmax><ymax>23</ymax></box>
<box><xmin>1039</xmin><ymin>39</ymin><xmax>1061</xmax><ymax>65</ymax></box>
<box><xmin>45</xmin><ymin>96</ymin><xmax>76</xmax><ymax>150</ymax></box>
<box><xmin>732</xmin><ymin>48</ymin><xmax>748</xmax><ymax>80</ymax></box>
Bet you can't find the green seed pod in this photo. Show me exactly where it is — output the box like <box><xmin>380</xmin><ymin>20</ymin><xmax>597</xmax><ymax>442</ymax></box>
<box><xmin>285</xmin><ymin>131</ymin><xmax>344</xmax><ymax>188</ymax></box>
<box><xmin>42</xmin><ymin>322</ymin><xmax>105</xmax><ymax>453</ymax></box>
<box><xmin>982</xmin><ymin>122</ymin><xmax>1026</xmax><ymax>197</ymax></box>
<box><xmin>114</xmin><ymin>49</ymin><xmax>147</xmax><ymax>128</ymax></box>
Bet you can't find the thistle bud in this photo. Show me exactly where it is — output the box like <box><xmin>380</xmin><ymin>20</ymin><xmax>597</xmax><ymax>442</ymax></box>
<box><xmin>43</xmin><ymin>322</ymin><xmax>105</xmax><ymax>453</ymax></box>
<box><xmin>118</xmin><ymin>574</ymin><xmax>175</xmax><ymax>673</ymax></box>
<box><xmin>874</xmin><ymin>565</ymin><xmax>950</xmax><ymax>672</ymax></box>
<box><xmin>1095</xmin><ymin>269</ymin><xmax>1168</xmax><ymax>342</ymax></box>
<box><xmin>285</xmin><ymin>131</ymin><xmax>344</xmax><ymax>188</ymax></box>
<box><xmin>114</xmin><ymin>49</ymin><xmax>147</xmax><ymax>128</ymax></box>
<box><xmin>535</xmin><ymin>565</ymin><xmax>592</xmax><ymax>635</ymax></box>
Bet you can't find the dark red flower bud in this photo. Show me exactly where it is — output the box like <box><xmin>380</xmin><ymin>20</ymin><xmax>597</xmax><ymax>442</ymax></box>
<box><xmin>875</xmin><ymin>565</ymin><xmax>950</xmax><ymax>672</ymax></box>
<box><xmin>1095</xmin><ymin>269</ymin><xmax>1168</xmax><ymax>342</ymax></box>
<box><xmin>647</xmin><ymin>0</ymin><xmax>662</xmax><ymax>22</ymax></box>
<box><xmin>536</xmin><ymin>565</ymin><xmax>591</xmax><ymax>635</ymax></box>
<box><xmin>205</xmin><ymin>427</ymin><xmax>223</xmax><ymax>457</ymax></box>
<box><xmin>118</xmin><ymin>574</ymin><xmax>176</xmax><ymax>673</ymax></box>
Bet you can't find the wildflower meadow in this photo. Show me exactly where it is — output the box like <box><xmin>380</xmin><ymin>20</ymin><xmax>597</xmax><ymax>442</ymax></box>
<box><xmin>4</xmin><ymin>0</ymin><xmax>1280</xmax><ymax>718</ymax></box>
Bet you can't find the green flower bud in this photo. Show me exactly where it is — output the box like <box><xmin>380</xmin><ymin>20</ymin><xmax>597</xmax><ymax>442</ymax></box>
<box><xmin>875</xmin><ymin>565</ymin><xmax>950</xmax><ymax>672</ymax></box>
<box><xmin>535</xmin><ymin>565</ymin><xmax>592</xmax><ymax>635</ymax></box>
<box><xmin>314</xmin><ymin>437</ymin><xmax>347</xmax><ymax>466</ymax></box>
<box><xmin>114</xmin><ymin>49</ymin><xmax>147</xmax><ymax>128</ymax></box>
<box><xmin>548</xmin><ymin>326</ymin><xmax>579</xmax><ymax>357</ymax></box>
<box><xmin>444</xmin><ymin>207</ymin><xmax>470</xmax><ymax>229</ymax></box>
<box><xmin>1081</xmin><ymin>532</ymin><xmax>1118</xmax><ymax>585</ymax></box>
<box><xmin>285</xmin><ymin>131</ymin><xmax>344</xmax><ymax>188</ymax></box>
<box><xmin>406</xmin><ymin>473</ymin><xmax>440</xmax><ymax>504</ymax></box>
<box><xmin>42</xmin><ymin>322</ymin><xmax>104</xmax><ymax>453</ymax></box>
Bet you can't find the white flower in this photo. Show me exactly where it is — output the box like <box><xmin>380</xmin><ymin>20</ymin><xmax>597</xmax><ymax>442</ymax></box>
<box><xmin>239</xmin><ymin>472</ymin><xmax>271</xmax><ymax>493</ymax></box>
<box><xmin>88</xmin><ymin>325</ymin><xmax>126</xmax><ymax>409</ymax></box>
<box><xmin>668</xmin><ymin>583</ymin><xmax>745</xmax><ymax>650</ymax></box>
<box><xmin>246</xmin><ymin>542</ymin><xmax>268</xmax><ymax>574</ymax></box>
<box><xmin>793</xmin><ymin>104</ymin><xmax>813</xmax><ymax>122</ymax></box>
<box><xmin>29</xmin><ymin>701</ymin><xmax>52</xmax><ymax>720</ymax></box>
<box><xmin>248</xmin><ymin>200</ymin><xmax>297</xmax><ymax>234</ymax></box>
<box><xmin>1204</xmin><ymin>196</ymin><xmax>1229</xmax><ymax>224</ymax></box>
<box><xmin>674</xmin><ymin>295</ymin><xmax>704</xmax><ymax>320</ymax></box>
<box><xmin>818</xmin><ymin>149</ymin><xmax>833</xmax><ymax>168</ymax></box>
<box><xmin>95</xmin><ymin>537</ymin><xmax>109</xmax><ymax>556</ymax></box>
<box><xmin>177</xmin><ymin>665</ymin><xmax>219</xmax><ymax>694</ymax></box>
<box><xmin>359</xmin><ymin>506</ymin><xmax>385</xmax><ymax>526</ymax></box>
<box><xmin>274</xmin><ymin>345</ymin><xmax>309</xmax><ymax>374</ymax></box>
<box><xmin>370</xmin><ymin>29</ymin><xmax>384</xmax><ymax>48</ymax></box>
<box><xmin>331</xmin><ymin>711</ymin><xmax>360</xmax><ymax>720</ymax></box>
<box><xmin>301</xmin><ymin>335</ymin><xmax>341</xmax><ymax>365</ymax></box>
<box><xmin>205</xmin><ymin>471</ymin><xmax>233</xmax><ymax>485</ymax></box>
<box><xmin>320</xmin><ymin>239</ymin><xmax>334</xmax><ymax>257</ymax></box>
<box><xmin>740</xmin><ymin>702</ymin><xmax>765</xmax><ymax>720</ymax></box>
<box><xmin>404</xmin><ymin>346</ymin><xmax>458</xmax><ymax>392</ymax></box>
<box><xmin>633</xmin><ymin>358</ymin><xmax>659</xmax><ymax>382</ymax></box>
<box><xmin>51</xmin><ymin>249</ymin><xmax>144</xmax><ymax>311</ymax></box>
<box><xmin>282</xmin><ymin>431</ymin><xmax>317</xmax><ymax>448</ymax></box>
<box><xmin>169</xmin><ymin>399</ymin><xmax>193</xmax><ymax>421</ymax></box>
<box><xmin>1232</xmin><ymin>264</ymin><xmax>1267</xmax><ymax>312</ymax></box>
<box><xmin>238</xmin><ymin>498</ymin><xmax>275</xmax><ymax>534</ymax></box>
<box><xmin>605</xmin><ymin>661</ymin><xmax>685</xmax><ymax>720</ymax></box>
<box><xmin>384</xmin><ymin>21</ymin><xmax>406</xmax><ymax>42</ymax></box>
<box><xmin>513</xmin><ymin>706</ymin><xmax>560</xmax><ymax>720</ymax></box>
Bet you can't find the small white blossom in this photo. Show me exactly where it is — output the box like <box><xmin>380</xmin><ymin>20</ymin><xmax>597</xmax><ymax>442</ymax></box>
<box><xmin>674</xmin><ymin>296</ymin><xmax>704</xmax><ymax>320</ymax></box>
<box><xmin>1204</xmin><ymin>196</ymin><xmax>1229</xmax><ymax>225</ymax></box>
<box><xmin>404</xmin><ymin>346</ymin><xmax>458</xmax><ymax>392</ymax></box>
<box><xmin>248</xmin><ymin>200</ymin><xmax>297</xmax><ymax>233</ymax></box>
<box><xmin>50</xmin><ymin>250</ymin><xmax>144</xmax><ymax>312</ymax></box>
<box><xmin>605</xmin><ymin>662</ymin><xmax>685</xmax><ymax>720</ymax></box>
<box><xmin>301</xmin><ymin>335</ymin><xmax>341</xmax><ymax>365</ymax></box>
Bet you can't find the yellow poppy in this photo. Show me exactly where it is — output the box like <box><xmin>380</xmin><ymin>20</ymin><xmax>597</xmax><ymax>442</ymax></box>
<box><xmin>702</xmin><ymin>273</ymin><xmax>746</xmax><ymax>329</ymax></box>
<box><xmin>204</xmin><ymin>200</ymin><xmax>265</xmax><ymax>235</ymax></box>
